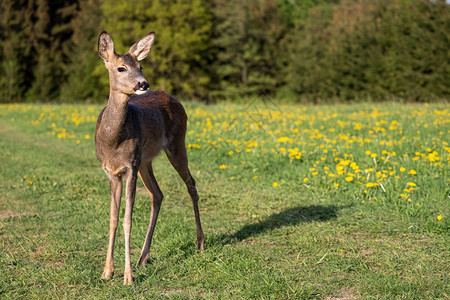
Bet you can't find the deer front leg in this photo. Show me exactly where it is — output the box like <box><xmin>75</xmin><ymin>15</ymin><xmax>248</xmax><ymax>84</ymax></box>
<box><xmin>102</xmin><ymin>178</ymin><xmax>122</xmax><ymax>280</ymax></box>
<box><xmin>123</xmin><ymin>171</ymin><xmax>137</xmax><ymax>285</ymax></box>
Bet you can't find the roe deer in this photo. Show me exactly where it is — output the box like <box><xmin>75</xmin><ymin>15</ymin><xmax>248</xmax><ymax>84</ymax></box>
<box><xmin>96</xmin><ymin>31</ymin><xmax>204</xmax><ymax>285</ymax></box>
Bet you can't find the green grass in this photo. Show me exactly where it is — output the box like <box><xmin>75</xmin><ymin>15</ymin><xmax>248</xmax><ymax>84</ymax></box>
<box><xmin>0</xmin><ymin>101</ymin><xmax>448</xmax><ymax>299</ymax></box>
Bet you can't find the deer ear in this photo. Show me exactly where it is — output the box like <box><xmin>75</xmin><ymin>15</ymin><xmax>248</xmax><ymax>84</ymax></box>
<box><xmin>129</xmin><ymin>32</ymin><xmax>155</xmax><ymax>61</ymax></box>
<box><xmin>98</xmin><ymin>31</ymin><xmax>115</xmax><ymax>62</ymax></box>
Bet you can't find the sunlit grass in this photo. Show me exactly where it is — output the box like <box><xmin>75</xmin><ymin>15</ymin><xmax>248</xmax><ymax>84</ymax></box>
<box><xmin>0</xmin><ymin>101</ymin><xmax>448</xmax><ymax>298</ymax></box>
<box><xmin>184</xmin><ymin>102</ymin><xmax>448</xmax><ymax>229</ymax></box>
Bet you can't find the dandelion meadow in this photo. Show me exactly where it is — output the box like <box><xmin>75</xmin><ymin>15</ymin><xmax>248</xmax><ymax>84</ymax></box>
<box><xmin>0</xmin><ymin>101</ymin><xmax>448</xmax><ymax>298</ymax></box>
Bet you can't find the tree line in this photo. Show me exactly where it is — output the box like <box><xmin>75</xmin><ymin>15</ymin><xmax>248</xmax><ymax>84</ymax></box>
<box><xmin>1</xmin><ymin>0</ymin><xmax>448</xmax><ymax>103</ymax></box>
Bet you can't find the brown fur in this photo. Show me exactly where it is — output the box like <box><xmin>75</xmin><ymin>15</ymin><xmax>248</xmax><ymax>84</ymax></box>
<box><xmin>95</xmin><ymin>31</ymin><xmax>204</xmax><ymax>285</ymax></box>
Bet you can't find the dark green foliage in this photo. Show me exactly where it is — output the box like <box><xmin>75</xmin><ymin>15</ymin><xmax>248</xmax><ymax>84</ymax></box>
<box><xmin>60</xmin><ymin>0</ymin><xmax>104</xmax><ymax>101</ymax></box>
<box><xmin>371</xmin><ymin>0</ymin><xmax>450</xmax><ymax>101</ymax></box>
<box><xmin>0</xmin><ymin>0</ymin><xmax>32</xmax><ymax>102</ymax></box>
<box><xmin>0</xmin><ymin>0</ymin><xmax>448</xmax><ymax>102</ymax></box>
<box><xmin>100</xmin><ymin>0</ymin><xmax>212</xmax><ymax>100</ymax></box>
<box><xmin>285</xmin><ymin>0</ymin><xmax>450</xmax><ymax>101</ymax></box>
<box><xmin>25</xmin><ymin>0</ymin><xmax>79</xmax><ymax>101</ymax></box>
<box><xmin>211</xmin><ymin>0</ymin><xmax>274</xmax><ymax>99</ymax></box>
<box><xmin>0</xmin><ymin>0</ymin><xmax>80</xmax><ymax>102</ymax></box>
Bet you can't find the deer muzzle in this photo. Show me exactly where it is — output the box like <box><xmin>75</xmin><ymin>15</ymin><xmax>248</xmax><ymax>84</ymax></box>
<box><xmin>134</xmin><ymin>81</ymin><xmax>149</xmax><ymax>95</ymax></box>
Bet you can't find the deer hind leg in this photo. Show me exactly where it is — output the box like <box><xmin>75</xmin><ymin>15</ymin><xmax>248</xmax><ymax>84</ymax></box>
<box><xmin>137</xmin><ymin>162</ymin><xmax>164</xmax><ymax>267</ymax></box>
<box><xmin>102</xmin><ymin>178</ymin><xmax>122</xmax><ymax>280</ymax></box>
<box><xmin>164</xmin><ymin>138</ymin><xmax>205</xmax><ymax>251</ymax></box>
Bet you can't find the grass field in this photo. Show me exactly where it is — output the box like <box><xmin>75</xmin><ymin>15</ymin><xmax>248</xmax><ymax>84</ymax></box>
<box><xmin>0</xmin><ymin>101</ymin><xmax>448</xmax><ymax>299</ymax></box>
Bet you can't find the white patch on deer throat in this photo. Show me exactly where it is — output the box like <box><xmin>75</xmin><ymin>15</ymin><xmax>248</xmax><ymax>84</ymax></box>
<box><xmin>135</xmin><ymin>89</ymin><xmax>148</xmax><ymax>95</ymax></box>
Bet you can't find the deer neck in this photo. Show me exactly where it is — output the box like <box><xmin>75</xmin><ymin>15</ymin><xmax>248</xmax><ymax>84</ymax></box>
<box><xmin>99</xmin><ymin>89</ymin><xmax>131</xmax><ymax>146</ymax></box>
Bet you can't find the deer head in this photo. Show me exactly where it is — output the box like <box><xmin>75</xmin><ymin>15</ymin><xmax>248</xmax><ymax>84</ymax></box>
<box><xmin>98</xmin><ymin>31</ymin><xmax>155</xmax><ymax>96</ymax></box>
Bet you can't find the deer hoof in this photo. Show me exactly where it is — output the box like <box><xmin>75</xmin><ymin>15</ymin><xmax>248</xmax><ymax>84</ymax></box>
<box><xmin>197</xmin><ymin>239</ymin><xmax>205</xmax><ymax>251</ymax></box>
<box><xmin>123</xmin><ymin>271</ymin><xmax>134</xmax><ymax>285</ymax></box>
<box><xmin>101</xmin><ymin>269</ymin><xmax>114</xmax><ymax>280</ymax></box>
<box><xmin>136</xmin><ymin>253</ymin><xmax>150</xmax><ymax>267</ymax></box>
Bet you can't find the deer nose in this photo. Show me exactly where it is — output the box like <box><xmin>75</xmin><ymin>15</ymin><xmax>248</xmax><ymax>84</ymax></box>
<box><xmin>141</xmin><ymin>81</ymin><xmax>149</xmax><ymax>90</ymax></box>
<box><xmin>134</xmin><ymin>81</ymin><xmax>149</xmax><ymax>92</ymax></box>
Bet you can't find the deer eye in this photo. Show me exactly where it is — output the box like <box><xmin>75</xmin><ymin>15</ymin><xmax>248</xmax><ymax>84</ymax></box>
<box><xmin>117</xmin><ymin>67</ymin><xmax>127</xmax><ymax>72</ymax></box>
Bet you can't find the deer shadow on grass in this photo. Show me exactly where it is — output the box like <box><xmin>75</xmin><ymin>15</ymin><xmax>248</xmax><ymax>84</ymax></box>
<box><xmin>212</xmin><ymin>204</ymin><xmax>349</xmax><ymax>246</ymax></box>
<box><xmin>132</xmin><ymin>205</ymin><xmax>348</xmax><ymax>284</ymax></box>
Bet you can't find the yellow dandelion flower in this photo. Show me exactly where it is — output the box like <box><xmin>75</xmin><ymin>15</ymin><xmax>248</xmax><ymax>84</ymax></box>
<box><xmin>334</xmin><ymin>183</ymin><xmax>339</xmax><ymax>188</ymax></box>
<box><xmin>437</xmin><ymin>215</ymin><xmax>443</xmax><ymax>221</ymax></box>
<box><xmin>366</xmin><ymin>182</ymin><xmax>375</xmax><ymax>188</ymax></box>
<box><xmin>303</xmin><ymin>178</ymin><xmax>309</xmax><ymax>183</ymax></box>
<box><xmin>277</xmin><ymin>136</ymin><xmax>292</xmax><ymax>143</ymax></box>
<box><xmin>408</xmin><ymin>169</ymin><xmax>417</xmax><ymax>175</ymax></box>
<box><xmin>407</xmin><ymin>182</ymin><xmax>416</xmax><ymax>187</ymax></box>
<box><xmin>84</xmin><ymin>134</ymin><xmax>90</xmax><ymax>140</ymax></box>
<box><xmin>219</xmin><ymin>164</ymin><xmax>228</xmax><ymax>169</ymax></box>
<box><xmin>272</xmin><ymin>182</ymin><xmax>278</xmax><ymax>187</ymax></box>
<box><xmin>345</xmin><ymin>176</ymin><xmax>354</xmax><ymax>182</ymax></box>
<box><xmin>253</xmin><ymin>175</ymin><xmax>258</xmax><ymax>179</ymax></box>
